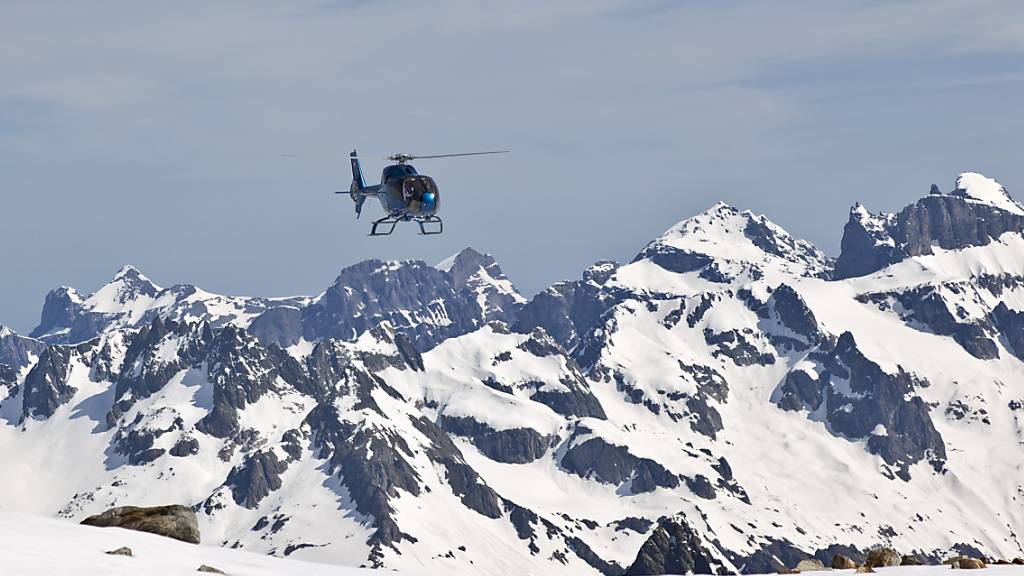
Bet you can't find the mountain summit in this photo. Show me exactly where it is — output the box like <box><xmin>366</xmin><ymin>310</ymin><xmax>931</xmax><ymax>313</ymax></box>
<box><xmin>836</xmin><ymin>172</ymin><xmax>1024</xmax><ymax>278</ymax></box>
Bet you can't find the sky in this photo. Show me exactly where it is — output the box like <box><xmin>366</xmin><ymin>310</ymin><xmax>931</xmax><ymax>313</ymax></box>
<box><xmin>2</xmin><ymin>1</ymin><xmax>1024</xmax><ymax>333</ymax></box>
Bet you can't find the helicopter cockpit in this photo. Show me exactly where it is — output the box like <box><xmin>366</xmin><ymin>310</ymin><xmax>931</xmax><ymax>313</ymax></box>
<box><xmin>403</xmin><ymin>175</ymin><xmax>439</xmax><ymax>215</ymax></box>
<box><xmin>382</xmin><ymin>164</ymin><xmax>418</xmax><ymax>183</ymax></box>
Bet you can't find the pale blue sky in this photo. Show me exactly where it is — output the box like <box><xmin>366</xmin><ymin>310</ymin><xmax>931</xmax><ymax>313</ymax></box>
<box><xmin>3</xmin><ymin>1</ymin><xmax>1024</xmax><ymax>332</ymax></box>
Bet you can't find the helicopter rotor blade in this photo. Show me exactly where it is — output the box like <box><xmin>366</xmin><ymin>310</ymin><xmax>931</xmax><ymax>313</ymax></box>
<box><xmin>399</xmin><ymin>150</ymin><xmax>510</xmax><ymax>160</ymax></box>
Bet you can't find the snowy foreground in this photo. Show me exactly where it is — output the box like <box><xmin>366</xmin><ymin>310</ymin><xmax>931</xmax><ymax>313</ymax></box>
<box><xmin>5</xmin><ymin>503</ymin><xmax>1021</xmax><ymax>576</ymax></box>
<box><xmin>0</xmin><ymin>509</ymin><xmax>417</xmax><ymax>576</ymax></box>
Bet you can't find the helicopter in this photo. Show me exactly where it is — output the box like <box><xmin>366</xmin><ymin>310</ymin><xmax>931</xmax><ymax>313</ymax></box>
<box><xmin>339</xmin><ymin>149</ymin><xmax>508</xmax><ymax>236</ymax></box>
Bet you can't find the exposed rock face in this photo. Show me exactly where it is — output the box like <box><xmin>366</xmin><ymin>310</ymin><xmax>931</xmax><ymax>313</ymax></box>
<box><xmin>776</xmin><ymin>331</ymin><xmax>945</xmax><ymax>480</ymax></box>
<box><xmin>825</xmin><ymin>333</ymin><xmax>945</xmax><ymax>479</ymax></box>
<box><xmin>0</xmin><ymin>363</ymin><xmax>16</xmax><ymax>389</ymax></box>
<box><xmin>516</xmin><ymin>330</ymin><xmax>606</xmax><ymax>420</ymax></box>
<box><xmin>247</xmin><ymin>307</ymin><xmax>303</xmax><ymax>348</ymax></box>
<box><xmin>81</xmin><ymin>504</ymin><xmax>201</xmax><ymax>544</ymax></box>
<box><xmin>441</xmin><ymin>247</ymin><xmax>525</xmax><ymax>325</ymax></box>
<box><xmin>21</xmin><ymin>346</ymin><xmax>76</xmax><ymax>420</ymax></box>
<box><xmin>768</xmin><ymin>284</ymin><xmax>824</xmax><ymax>348</ymax></box>
<box><xmin>0</xmin><ymin>327</ymin><xmax>45</xmax><ymax>371</ymax></box>
<box><xmin>858</xmin><ymin>286</ymin><xmax>999</xmax><ymax>360</ymax></box>
<box><xmin>625</xmin><ymin>516</ymin><xmax>718</xmax><ymax>575</ymax></box>
<box><xmin>514</xmin><ymin>261</ymin><xmax>626</xmax><ymax>350</ymax></box>
<box><xmin>224</xmin><ymin>450</ymin><xmax>289</xmax><ymax>508</ymax></box>
<box><xmin>299</xmin><ymin>260</ymin><xmax>483</xmax><ymax>351</ymax></box>
<box><xmin>836</xmin><ymin>177</ymin><xmax>1024</xmax><ymax>279</ymax></box>
<box><xmin>561</xmin><ymin>428</ymin><xmax>680</xmax><ymax>494</ymax></box>
<box><xmin>993</xmin><ymin>302</ymin><xmax>1024</xmax><ymax>361</ymax></box>
<box><xmin>438</xmin><ymin>415</ymin><xmax>550</xmax><ymax>464</ymax></box>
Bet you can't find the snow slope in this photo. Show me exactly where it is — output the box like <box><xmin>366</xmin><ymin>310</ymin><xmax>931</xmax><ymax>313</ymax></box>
<box><xmin>0</xmin><ymin>508</ymin><xmax>416</xmax><ymax>576</ymax></box>
<box><xmin>953</xmin><ymin>172</ymin><xmax>1024</xmax><ymax>215</ymax></box>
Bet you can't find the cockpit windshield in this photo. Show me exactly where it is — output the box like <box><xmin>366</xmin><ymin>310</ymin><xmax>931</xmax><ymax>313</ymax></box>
<box><xmin>403</xmin><ymin>176</ymin><xmax>439</xmax><ymax>215</ymax></box>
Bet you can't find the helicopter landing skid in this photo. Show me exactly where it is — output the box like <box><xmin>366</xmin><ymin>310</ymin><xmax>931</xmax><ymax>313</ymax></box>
<box><xmin>416</xmin><ymin>216</ymin><xmax>443</xmax><ymax>235</ymax></box>
<box><xmin>368</xmin><ymin>215</ymin><xmax>401</xmax><ymax>236</ymax></box>
<box><xmin>367</xmin><ymin>215</ymin><xmax>443</xmax><ymax>236</ymax></box>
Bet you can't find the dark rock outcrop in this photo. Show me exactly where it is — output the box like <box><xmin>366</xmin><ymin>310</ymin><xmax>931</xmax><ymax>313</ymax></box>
<box><xmin>993</xmin><ymin>302</ymin><xmax>1024</xmax><ymax>361</ymax></box>
<box><xmin>224</xmin><ymin>450</ymin><xmax>289</xmax><ymax>508</ymax></box>
<box><xmin>858</xmin><ymin>286</ymin><xmax>998</xmax><ymax>359</ymax></box>
<box><xmin>561</xmin><ymin>430</ymin><xmax>679</xmax><ymax>494</ymax></box>
<box><xmin>777</xmin><ymin>331</ymin><xmax>945</xmax><ymax>480</ymax></box>
<box><xmin>21</xmin><ymin>346</ymin><xmax>76</xmax><ymax>420</ymax></box>
<box><xmin>768</xmin><ymin>284</ymin><xmax>823</xmax><ymax>347</ymax></box>
<box><xmin>443</xmin><ymin>247</ymin><xmax>524</xmax><ymax>325</ymax></box>
<box><xmin>625</xmin><ymin>516</ymin><xmax>718</xmax><ymax>575</ymax></box>
<box><xmin>300</xmin><ymin>259</ymin><xmax>483</xmax><ymax>351</ymax></box>
<box><xmin>81</xmin><ymin>504</ymin><xmax>201</xmax><ymax>544</ymax></box>
<box><xmin>438</xmin><ymin>415</ymin><xmax>550</xmax><ymax>464</ymax></box>
<box><xmin>0</xmin><ymin>328</ymin><xmax>45</xmax><ymax>371</ymax></box>
<box><xmin>836</xmin><ymin>190</ymin><xmax>1024</xmax><ymax>279</ymax></box>
<box><xmin>514</xmin><ymin>262</ymin><xmax>626</xmax><ymax>351</ymax></box>
<box><xmin>826</xmin><ymin>333</ymin><xmax>945</xmax><ymax>479</ymax></box>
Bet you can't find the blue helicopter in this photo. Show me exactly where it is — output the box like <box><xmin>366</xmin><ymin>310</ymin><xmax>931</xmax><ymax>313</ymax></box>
<box><xmin>341</xmin><ymin>150</ymin><xmax>508</xmax><ymax>236</ymax></box>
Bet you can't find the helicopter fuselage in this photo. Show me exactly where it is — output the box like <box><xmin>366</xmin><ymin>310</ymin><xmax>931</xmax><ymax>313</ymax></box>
<box><xmin>374</xmin><ymin>164</ymin><xmax>441</xmax><ymax>218</ymax></box>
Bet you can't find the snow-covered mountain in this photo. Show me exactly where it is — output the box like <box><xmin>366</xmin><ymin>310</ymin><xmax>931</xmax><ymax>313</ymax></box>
<box><xmin>2</xmin><ymin>174</ymin><xmax>1024</xmax><ymax>575</ymax></box>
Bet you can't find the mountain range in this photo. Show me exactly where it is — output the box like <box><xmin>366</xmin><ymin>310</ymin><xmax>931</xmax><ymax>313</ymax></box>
<box><xmin>2</xmin><ymin>171</ymin><xmax>1023</xmax><ymax>575</ymax></box>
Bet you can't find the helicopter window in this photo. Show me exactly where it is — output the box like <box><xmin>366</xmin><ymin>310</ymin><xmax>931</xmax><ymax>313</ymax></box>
<box><xmin>403</xmin><ymin>176</ymin><xmax>438</xmax><ymax>214</ymax></box>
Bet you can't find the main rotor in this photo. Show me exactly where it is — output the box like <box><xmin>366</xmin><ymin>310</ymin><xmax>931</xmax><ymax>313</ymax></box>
<box><xmin>385</xmin><ymin>150</ymin><xmax>509</xmax><ymax>165</ymax></box>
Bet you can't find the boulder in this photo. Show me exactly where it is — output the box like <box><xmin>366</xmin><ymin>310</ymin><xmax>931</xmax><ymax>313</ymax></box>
<box><xmin>864</xmin><ymin>547</ymin><xmax>901</xmax><ymax>567</ymax></box>
<box><xmin>795</xmin><ymin>559</ymin><xmax>829</xmax><ymax>572</ymax></box>
<box><xmin>198</xmin><ymin>565</ymin><xmax>226</xmax><ymax>574</ymax></box>
<box><xmin>855</xmin><ymin>567</ymin><xmax>874</xmax><ymax>574</ymax></box>
<box><xmin>831</xmin><ymin>554</ymin><xmax>858</xmax><ymax>569</ymax></box>
<box><xmin>901</xmin><ymin>555</ymin><xmax>924</xmax><ymax>566</ymax></box>
<box><xmin>105</xmin><ymin>546</ymin><xmax>133</xmax><ymax>556</ymax></box>
<box><xmin>949</xmin><ymin>557</ymin><xmax>986</xmax><ymax>570</ymax></box>
<box><xmin>81</xmin><ymin>504</ymin><xmax>200</xmax><ymax>544</ymax></box>
<box><xmin>1012</xmin><ymin>557</ymin><xmax>1024</xmax><ymax>565</ymax></box>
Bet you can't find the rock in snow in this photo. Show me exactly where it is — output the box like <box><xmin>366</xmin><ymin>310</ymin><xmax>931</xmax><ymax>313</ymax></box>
<box><xmin>81</xmin><ymin>505</ymin><xmax>201</xmax><ymax>544</ymax></box>
<box><xmin>1</xmin><ymin>173</ymin><xmax>1024</xmax><ymax>575</ymax></box>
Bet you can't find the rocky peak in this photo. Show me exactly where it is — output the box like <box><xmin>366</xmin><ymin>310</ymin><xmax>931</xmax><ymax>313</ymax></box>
<box><xmin>582</xmin><ymin>261</ymin><xmax>619</xmax><ymax>286</ymax></box>
<box><xmin>300</xmin><ymin>259</ymin><xmax>484</xmax><ymax>351</ymax></box>
<box><xmin>835</xmin><ymin>173</ymin><xmax>1024</xmax><ymax>279</ymax></box>
<box><xmin>437</xmin><ymin>248</ymin><xmax>525</xmax><ymax>324</ymax></box>
<box><xmin>31</xmin><ymin>286</ymin><xmax>85</xmax><ymax>341</ymax></box>
<box><xmin>634</xmin><ymin>202</ymin><xmax>832</xmax><ymax>280</ymax></box>
<box><xmin>86</xmin><ymin>265</ymin><xmax>161</xmax><ymax>315</ymax></box>
<box><xmin>951</xmin><ymin>172</ymin><xmax>1024</xmax><ymax>215</ymax></box>
<box><xmin>0</xmin><ymin>326</ymin><xmax>46</xmax><ymax>371</ymax></box>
